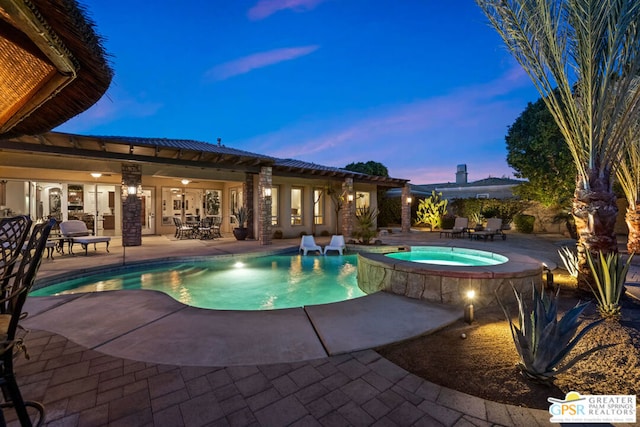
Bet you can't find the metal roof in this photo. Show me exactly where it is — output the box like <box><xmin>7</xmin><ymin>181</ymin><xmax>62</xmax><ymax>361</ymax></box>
<box><xmin>0</xmin><ymin>132</ymin><xmax>408</xmax><ymax>187</ymax></box>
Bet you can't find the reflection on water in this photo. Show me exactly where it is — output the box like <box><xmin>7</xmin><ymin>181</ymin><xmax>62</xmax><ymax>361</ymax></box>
<box><xmin>32</xmin><ymin>254</ymin><xmax>364</xmax><ymax>310</ymax></box>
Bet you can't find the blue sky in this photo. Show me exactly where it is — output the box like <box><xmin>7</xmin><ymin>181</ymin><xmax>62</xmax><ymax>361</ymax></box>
<box><xmin>56</xmin><ymin>0</ymin><xmax>540</xmax><ymax>183</ymax></box>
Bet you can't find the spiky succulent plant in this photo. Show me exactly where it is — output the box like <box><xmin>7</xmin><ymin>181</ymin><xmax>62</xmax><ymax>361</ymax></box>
<box><xmin>497</xmin><ymin>284</ymin><xmax>603</xmax><ymax>383</ymax></box>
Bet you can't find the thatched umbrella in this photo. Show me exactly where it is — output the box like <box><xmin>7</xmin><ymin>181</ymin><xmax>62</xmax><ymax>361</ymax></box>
<box><xmin>0</xmin><ymin>0</ymin><xmax>113</xmax><ymax>136</ymax></box>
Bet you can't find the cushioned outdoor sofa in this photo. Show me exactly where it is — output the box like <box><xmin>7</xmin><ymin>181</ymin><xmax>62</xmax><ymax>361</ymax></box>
<box><xmin>59</xmin><ymin>220</ymin><xmax>111</xmax><ymax>255</ymax></box>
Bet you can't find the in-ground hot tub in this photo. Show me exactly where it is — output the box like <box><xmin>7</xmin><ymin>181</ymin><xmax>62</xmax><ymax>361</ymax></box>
<box><xmin>357</xmin><ymin>246</ymin><xmax>542</xmax><ymax>308</ymax></box>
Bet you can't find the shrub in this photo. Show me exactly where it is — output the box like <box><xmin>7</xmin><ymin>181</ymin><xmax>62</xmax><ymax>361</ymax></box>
<box><xmin>514</xmin><ymin>214</ymin><xmax>535</xmax><ymax>233</ymax></box>
<box><xmin>273</xmin><ymin>230</ymin><xmax>283</xmax><ymax>239</ymax></box>
<box><xmin>558</xmin><ymin>247</ymin><xmax>579</xmax><ymax>278</ymax></box>
<box><xmin>352</xmin><ymin>207</ymin><xmax>379</xmax><ymax>244</ymax></box>
<box><xmin>320</xmin><ymin>230</ymin><xmax>330</xmax><ymax>237</ymax></box>
<box><xmin>586</xmin><ymin>251</ymin><xmax>634</xmax><ymax>318</ymax></box>
<box><xmin>497</xmin><ymin>283</ymin><xmax>604</xmax><ymax>383</ymax></box>
<box><xmin>415</xmin><ymin>190</ymin><xmax>448</xmax><ymax>230</ymax></box>
<box><xmin>441</xmin><ymin>216</ymin><xmax>456</xmax><ymax>230</ymax></box>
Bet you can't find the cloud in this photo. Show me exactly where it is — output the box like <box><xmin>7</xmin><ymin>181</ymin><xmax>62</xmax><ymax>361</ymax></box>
<box><xmin>248</xmin><ymin>0</ymin><xmax>326</xmax><ymax>21</ymax></box>
<box><xmin>206</xmin><ymin>45</ymin><xmax>319</xmax><ymax>81</ymax></box>
<box><xmin>54</xmin><ymin>89</ymin><xmax>163</xmax><ymax>133</ymax></box>
<box><xmin>235</xmin><ymin>64</ymin><xmax>533</xmax><ymax>183</ymax></box>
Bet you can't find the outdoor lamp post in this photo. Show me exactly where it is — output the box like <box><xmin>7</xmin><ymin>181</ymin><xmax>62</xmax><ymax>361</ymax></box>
<box><xmin>464</xmin><ymin>289</ymin><xmax>475</xmax><ymax>324</ymax></box>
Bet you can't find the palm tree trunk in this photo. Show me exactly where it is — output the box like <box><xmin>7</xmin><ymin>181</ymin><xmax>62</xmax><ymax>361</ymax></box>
<box><xmin>626</xmin><ymin>205</ymin><xmax>640</xmax><ymax>254</ymax></box>
<box><xmin>572</xmin><ymin>174</ymin><xmax>618</xmax><ymax>292</ymax></box>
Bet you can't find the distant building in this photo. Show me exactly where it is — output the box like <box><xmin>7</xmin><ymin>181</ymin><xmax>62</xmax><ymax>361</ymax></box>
<box><xmin>388</xmin><ymin>164</ymin><xmax>524</xmax><ymax>200</ymax></box>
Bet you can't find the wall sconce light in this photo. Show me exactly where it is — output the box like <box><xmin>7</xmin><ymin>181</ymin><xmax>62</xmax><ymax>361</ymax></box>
<box><xmin>543</xmin><ymin>263</ymin><xmax>554</xmax><ymax>289</ymax></box>
<box><xmin>464</xmin><ymin>289</ymin><xmax>475</xmax><ymax>324</ymax></box>
<box><xmin>128</xmin><ymin>186</ymin><xmax>137</xmax><ymax>195</ymax></box>
<box><xmin>406</xmin><ymin>196</ymin><xmax>412</xmax><ymax>205</ymax></box>
<box><xmin>263</xmin><ymin>187</ymin><xmax>272</xmax><ymax>198</ymax></box>
<box><xmin>347</xmin><ymin>194</ymin><xmax>354</xmax><ymax>202</ymax></box>
<box><xmin>181</xmin><ymin>179</ymin><xmax>190</xmax><ymax>185</ymax></box>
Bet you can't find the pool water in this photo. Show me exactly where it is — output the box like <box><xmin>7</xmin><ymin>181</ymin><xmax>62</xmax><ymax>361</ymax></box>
<box><xmin>31</xmin><ymin>254</ymin><xmax>363</xmax><ymax>311</ymax></box>
<box><xmin>385</xmin><ymin>246</ymin><xmax>508</xmax><ymax>266</ymax></box>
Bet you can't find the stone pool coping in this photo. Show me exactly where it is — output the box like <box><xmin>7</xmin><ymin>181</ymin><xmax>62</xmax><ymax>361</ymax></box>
<box><xmin>356</xmin><ymin>245</ymin><xmax>543</xmax><ymax>308</ymax></box>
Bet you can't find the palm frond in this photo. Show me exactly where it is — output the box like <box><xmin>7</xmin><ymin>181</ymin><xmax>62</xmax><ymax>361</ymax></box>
<box><xmin>475</xmin><ymin>0</ymin><xmax>640</xmax><ymax>189</ymax></box>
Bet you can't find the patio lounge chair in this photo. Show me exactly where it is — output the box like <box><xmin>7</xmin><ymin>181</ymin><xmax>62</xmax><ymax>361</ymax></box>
<box><xmin>323</xmin><ymin>235</ymin><xmax>346</xmax><ymax>255</ymax></box>
<box><xmin>472</xmin><ymin>218</ymin><xmax>506</xmax><ymax>241</ymax></box>
<box><xmin>59</xmin><ymin>220</ymin><xmax>111</xmax><ymax>255</ymax></box>
<box><xmin>299</xmin><ymin>235</ymin><xmax>322</xmax><ymax>255</ymax></box>
<box><xmin>439</xmin><ymin>217</ymin><xmax>468</xmax><ymax>238</ymax></box>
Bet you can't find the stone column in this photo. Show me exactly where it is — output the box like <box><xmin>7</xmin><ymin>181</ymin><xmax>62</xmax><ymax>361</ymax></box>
<box><xmin>121</xmin><ymin>163</ymin><xmax>142</xmax><ymax>246</ymax></box>
<box><xmin>341</xmin><ymin>178</ymin><xmax>354</xmax><ymax>238</ymax></box>
<box><xmin>244</xmin><ymin>173</ymin><xmax>255</xmax><ymax>239</ymax></box>
<box><xmin>258</xmin><ymin>167</ymin><xmax>273</xmax><ymax>245</ymax></box>
<box><xmin>401</xmin><ymin>183</ymin><xmax>412</xmax><ymax>233</ymax></box>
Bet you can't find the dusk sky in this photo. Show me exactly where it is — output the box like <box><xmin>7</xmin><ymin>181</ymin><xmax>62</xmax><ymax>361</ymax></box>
<box><xmin>56</xmin><ymin>0</ymin><xmax>541</xmax><ymax>184</ymax></box>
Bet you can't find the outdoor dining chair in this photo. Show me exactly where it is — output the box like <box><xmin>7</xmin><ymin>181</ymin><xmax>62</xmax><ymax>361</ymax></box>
<box><xmin>0</xmin><ymin>216</ymin><xmax>31</xmax><ymax>279</ymax></box>
<box><xmin>0</xmin><ymin>217</ymin><xmax>55</xmax><ymax>426</ymax></box>
<box><xmin>172</xmin><ymin>217</ymin><xmax>193</xmax><ymax>239</ymax></box>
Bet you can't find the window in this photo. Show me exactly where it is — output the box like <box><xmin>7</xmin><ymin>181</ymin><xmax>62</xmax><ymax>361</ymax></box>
<box><xmin>313</xmin><ymin>188</ymin><xmax>324</xmax><ymax>225</ymax></box>
<box><xmin>355</xmin><ymin>191</ymin><xmax>370</xmax><ymax>210</ymax></box>
<box><xmin>270</xmin><ymin>186</ymin><xmax>279</xmax><ymax>225</ymax></box>
<box><xmin>291</xmin><ymin>188</ymin><xmax>303</xmax><ymax>225</ymax></box>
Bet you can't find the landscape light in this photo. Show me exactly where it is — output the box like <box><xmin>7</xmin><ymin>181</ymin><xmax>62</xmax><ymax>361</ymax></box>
<box><xmin>543</xmin><ymin>263</ymin><xmax>554</xmax><ymax>289</ymax></box>
<box><xmin>464</xmin><ymin>289</ymin><xmax>475</xmax><ymax>324</ymax></box>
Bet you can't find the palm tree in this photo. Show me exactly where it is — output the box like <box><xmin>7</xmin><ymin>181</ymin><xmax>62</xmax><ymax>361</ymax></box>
<box><xmin>617</xmin><ymin>131</ymin><xmax>640</xmax><ymax>254</ymax></box>
<box><xmin>475</xmin><ymin>0</ymin><xmax>640</xmax><ymax>289</ymax></box>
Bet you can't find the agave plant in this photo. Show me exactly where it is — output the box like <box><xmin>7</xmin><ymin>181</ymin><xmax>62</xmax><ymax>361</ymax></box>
<box><xmin>497</xmin><ymin>283</ymin><xmax>603</xmax><ymax>383</ymax></box>
<box><xmin>558</xmin><ymin>246</ymin><xmax>579</xmax><ymax>278</ymax></box>
<box><xmin>585</xmin><ymin>251</ymin><xmax>634</xmax><ymax>318</ymax></box>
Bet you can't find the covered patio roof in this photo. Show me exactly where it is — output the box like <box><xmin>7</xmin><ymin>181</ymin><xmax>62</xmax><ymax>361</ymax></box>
<box><xmin>0</xmin><ymin>0</ymin><xmax>112</xmax><ymax>137</ymax></box>
<box><xmin>0</xmin><ymin>131</ymin><xmax>409</xmax><ymax>187</ymax></box>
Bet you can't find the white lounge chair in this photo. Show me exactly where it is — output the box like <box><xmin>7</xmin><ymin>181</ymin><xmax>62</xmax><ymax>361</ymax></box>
<box><xmin>323</xmin><ymin>235</ymin><xmax>346</xmax><ymax>255</ymax></box>
<box><xmin>299</xmin><ymin>235</ymin><xmax>322</xmax><ymax>255</ymax></box>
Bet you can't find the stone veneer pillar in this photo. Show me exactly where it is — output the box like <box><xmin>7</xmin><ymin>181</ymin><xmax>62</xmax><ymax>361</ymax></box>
<box><xmin>258</xmin><ymin>166</ymin><xmax>273</xmax><ymax>245</ymax></box>
<box><xmin>244</xmin><ymin>173</ymin><xmax>255</xmax><ymax>239</ymax></box>
<box><xmin>121</xmin><ymin>163</ymin><xmax>142</xmax><ymax>246</ymax></box>
<box><xmin>341</xmin><ymin>178</ymin><xmax>354</xmax><ymax>238</ymax></box>
<box><xmin>401</xmin><ymin>183</ymin><xmax>411</xmax><ymax>233</ymax></box>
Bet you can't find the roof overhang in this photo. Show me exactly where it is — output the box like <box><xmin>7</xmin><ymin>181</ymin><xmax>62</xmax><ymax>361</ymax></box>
<box><xmin>0</xmin><ymin>132</ymin><xmax>275</xmax><ymax>173</ymax></box>
<box><xmin>0</xmin><ymin>0</ymin><xmax>112</xmax><ymax>137</ymax></box>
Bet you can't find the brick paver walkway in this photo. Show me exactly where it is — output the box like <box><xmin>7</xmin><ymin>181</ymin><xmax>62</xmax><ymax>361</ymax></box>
<box><xmin>7</xmin><ymin>329</ymin><xmax>554</xmax><ymax>427</ymax></box>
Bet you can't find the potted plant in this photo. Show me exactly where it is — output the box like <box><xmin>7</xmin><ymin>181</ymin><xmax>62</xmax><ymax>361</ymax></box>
<box><xmin>232</xmin><ymin>206</ymin><xmax>250</xmax><ymax>240</ymax></box>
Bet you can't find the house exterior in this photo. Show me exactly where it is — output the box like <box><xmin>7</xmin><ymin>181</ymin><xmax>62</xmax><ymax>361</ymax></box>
<box><xmin>0</xmin><ymin>1</ymin><xmax>411</xmax><ymax>245</ymax></box>
<box><xmin>0</xmin><ymin>132</ymin><xmax>409</xmax><ymax>245</ymax></box>
<box><xmin>388</xmin><ymin>164</ymin><xmax>524</xmax><ymax>201</ymax></box>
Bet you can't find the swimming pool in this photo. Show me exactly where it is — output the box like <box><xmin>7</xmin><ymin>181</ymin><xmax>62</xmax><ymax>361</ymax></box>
<box><xmin>30</xmin><ymin>254</ymin><xmax>364</xmax><ymax>310</ymax></box>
